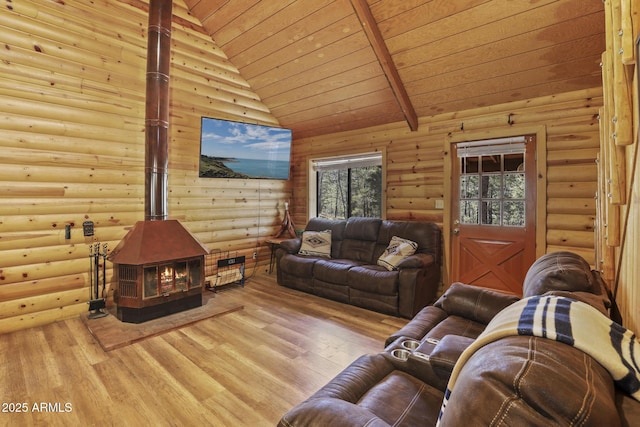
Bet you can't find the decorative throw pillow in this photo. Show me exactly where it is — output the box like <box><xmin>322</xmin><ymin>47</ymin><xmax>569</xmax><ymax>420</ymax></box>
<box><xmin>377</xmin><ymin>236</ymin><xmax>418</xmax><ymax>270</ymax></box>
<box><xmin>298</xmin><ymin>230</ymin><xmax>332</xmax><ymax>258</ymax></box>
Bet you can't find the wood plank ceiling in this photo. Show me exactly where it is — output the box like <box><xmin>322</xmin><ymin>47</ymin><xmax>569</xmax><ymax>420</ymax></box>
<box><xmin>182</xmin><ymin>0</ymin><xmax>605</xmax><ymax>139</ymax></box>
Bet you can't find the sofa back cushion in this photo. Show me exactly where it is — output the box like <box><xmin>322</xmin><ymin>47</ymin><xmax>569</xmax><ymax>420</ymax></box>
<box><xmin>434</xmin><ymin>282</ymin><xmax>519</xmax><ymax>324</ymax></box>
<box><xmin>305</xmin><ymin>217</ymin><xmax>346</xmax><ymax>258</ymax></box>
<box><xmin>339</xmin><ymin>217</ymin><xmax>382</xmax><ymax>262</ymax></box>
<box><xmin>375</xmin><ymin>220</ymin><xmax>442</xmax><ymax>265</ymax></box>
<box><xmin>523</xmin><ymin>251</ymin><xmax>608</xmax><ymax>300</ymax></box>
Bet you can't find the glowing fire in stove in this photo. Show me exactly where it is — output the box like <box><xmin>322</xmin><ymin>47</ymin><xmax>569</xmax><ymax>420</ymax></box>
<box><xmin>160</xmin><ymin>265</ymin><xmax>174</xmax><ymax>293</ymax></box>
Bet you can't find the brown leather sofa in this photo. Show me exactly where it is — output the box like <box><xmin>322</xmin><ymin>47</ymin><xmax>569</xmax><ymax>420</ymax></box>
<box><xmin>278</xmin><ymin>251</ymin><xmax>640</xmax><ymax>426</ymax></box>
<box><xmin>275</xmin><ymin>217</ymin><xmax>442</xmax><ymax>318</ymax></box>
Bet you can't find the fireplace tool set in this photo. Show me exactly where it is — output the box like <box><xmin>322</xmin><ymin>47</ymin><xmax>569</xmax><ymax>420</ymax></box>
<box><xmin>88</xmin><ymin>243</ymin><xmax>108</xmax><ymax>319</ymax></box>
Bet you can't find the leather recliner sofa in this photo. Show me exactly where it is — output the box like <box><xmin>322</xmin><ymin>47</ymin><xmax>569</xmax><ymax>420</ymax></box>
<box><xmin>278</xmin><ymin>251</ymin><xmax>640</xmax><ymax>426</ymax></box>
<box><xmin>275</xmin><ymin>217</ymin><xmax>442</xmax><ymax>318</ymax></box>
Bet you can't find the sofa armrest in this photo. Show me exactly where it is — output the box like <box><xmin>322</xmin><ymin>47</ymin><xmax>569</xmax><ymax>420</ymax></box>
<box><xmin>278</xmin><ymin>237</ymin><xmax>301</xmax><ymax>254</ymax></box>
<box><xmin>279</xmin><ymin>353</ymin><xmax>395</xmax><ymax>427</ymax></box>
<box><xmin>385</xmin><ymin>306</ymin><xmax>448</xmax><ymax>346</ymax></box>
<box><xmin>429</xmin><ymin>335</ymin><xmax>475</xmax><ymax>379</ymax></box>
<box><xmin>395</xmin><ymin>253</ymin><xmax>434</xmax><ymax>269</ymax></box>
<box><xmin>434</xmin><ymin>282</ymin><xmax>519</xmax><ymax>324</ymax></box>
<box><xmin>278</xmin><ymin>398</ymin><xmax>391</xmax><ymax>427</ymax></box>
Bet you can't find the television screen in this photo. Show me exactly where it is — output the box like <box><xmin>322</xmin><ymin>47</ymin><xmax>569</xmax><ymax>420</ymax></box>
<box><xmin>199</xmin><ymin>117</ymin><xmax>292</xmax><ymax>180</ymax></box>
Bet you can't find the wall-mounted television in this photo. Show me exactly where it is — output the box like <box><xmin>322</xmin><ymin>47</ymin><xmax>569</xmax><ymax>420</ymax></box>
<box><xmin>199</xmin><ymin>117</ymin><xmax>292</xmax><ymax>180</ymax></box>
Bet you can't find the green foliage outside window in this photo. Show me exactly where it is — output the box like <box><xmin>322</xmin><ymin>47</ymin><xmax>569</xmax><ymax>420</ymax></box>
<box><xmin>317</xmin><ymin>166</ymin><xmax>382</xmax><ymax>219</ymax></box>
<box><xmin>460</xmin><ymin>153</ymin><xmax>526</xmax><ymax>227</ymax></box>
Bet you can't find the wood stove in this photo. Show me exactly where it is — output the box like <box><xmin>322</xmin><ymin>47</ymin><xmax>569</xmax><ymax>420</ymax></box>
<box><xmin>109</xmin><ymin>220</ymin><xmax>208</xmax><ymax>323</ymax></box>
<box><xmin>107</xmin><ymin>0</ymin><xmax>209</xmax><ymax>323</ymax></box>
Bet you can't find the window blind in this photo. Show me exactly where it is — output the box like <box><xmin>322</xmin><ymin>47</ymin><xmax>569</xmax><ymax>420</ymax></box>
<box><xmin>312</xmin><ymin>152</ymin><xmax>382</xmax><ymax>171</ymax></box>
<box><xmin>456</xmin><ymin>136</ymin><xmax>526</xmax><ymax>158</ymax></box>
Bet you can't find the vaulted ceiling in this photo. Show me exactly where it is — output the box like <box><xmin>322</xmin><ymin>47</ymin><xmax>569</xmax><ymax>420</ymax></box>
<box><xmin>182</xmin><ymin>0</ymin><xmax>605</xmax><ymax>139</ymax></box>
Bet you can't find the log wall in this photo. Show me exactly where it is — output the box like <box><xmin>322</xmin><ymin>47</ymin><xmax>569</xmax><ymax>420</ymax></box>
<box><xmin>291</xmin><ymin>87</ymin><xmax>603</xmax><ymax>283</ymax></box>
<box><xmin>599</xmin><ymin>0</ymin><xmax>639</xmax><ymax>332</ymax></box>
<box><xmin>0</xmin><ymin>0</ymin><xmax>290</xmax><ymax>333</ymax></box>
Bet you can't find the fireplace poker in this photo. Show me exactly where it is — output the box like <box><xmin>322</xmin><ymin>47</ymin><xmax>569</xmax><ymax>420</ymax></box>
<box><xmin>88</xmin><ymin>242</ymin><xmax>107</xmax><ymax>319</ymax></box>
<box><xmin>88</xmin><ymin>244</ymin><xmax>93</xmax><ymax>301</ymax></box>
<box><xmin>102</xmin><ymin>243</ymin><xmax>108</xmax><ymax>299</ymax></box>
<box><xmin>94</xmin><ymin>242</ymin><xmax>99</xmax><ymax>300</ymax></box>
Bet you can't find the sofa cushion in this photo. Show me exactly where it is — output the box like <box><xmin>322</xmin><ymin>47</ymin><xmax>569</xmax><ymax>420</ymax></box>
<box><xmin>277</xmin><ymin>353</ymin><xmax>444</xmax><ymax>427</ymax></box>
<box><xmin>314</xmin><ymin>259</ymin><xmax>359</xmax><ymax>284</ymax></box>
<box><xmin>312</xmin><ymin>278</ymin><xmax>349</xmax><ymax>303</ymax></box>
<box><xmin>426</xmin><ymin>315</ymin><xmax>486</xmax><ymax>341</ymax></box>
<box><xmin>339</xmin><ymin>217</ymin><xmax>381</xmax><ymax>262</ymax></box>
<box><xmin>348</xmin><ymin>265</ymin><xmax>398</xmax><ymax>295</ymax></box>
<box><xmin>343</xmin><ymin>217</ymin><xmax>382</xmax><ymax>240</ymax></box>
<box><xmin>377</xmin><ymin>236</ymin><xmax>418</xmax><ymax>270</ymax></box>
<box><xmin>350</xmin><ymin>289</ymin><xmax>399</xmax><ymax>316</ymax></box>
<box><xmin>298</xmin><ymin>230</ymin><xmax>332</xmax><ymax>257</ymax></box>
<box><xmin>358</xmin><ymin>371</ymin><xmax>444</xmax><ymax>425</ymax></box>
<box><xmin>279</xmin><ymin>253</ymin><xmax>318</xmax><ymax>277</ymax></box>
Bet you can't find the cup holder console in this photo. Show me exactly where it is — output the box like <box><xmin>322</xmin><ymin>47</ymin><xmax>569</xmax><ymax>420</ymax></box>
<box><xmin>391</xmin><ymin>348</ymin><xmax>410</xmax><ymax>361</ymax></box>
<box><xmin>401</xmin><ymin>339</ymin><xmax>420</xmax><ymax>351</ymax></box>
<box><xmin>388</xmin><ymin>337</ymin><xmax>435</xmax><ymax>362</ymax></box>
<box><xmin>384</xmin><ymin>335</ymin><xmax>452</xmax><ymax>391</ymax></box>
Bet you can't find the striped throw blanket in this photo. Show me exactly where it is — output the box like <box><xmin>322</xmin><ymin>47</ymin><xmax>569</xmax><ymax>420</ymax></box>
<box><xmin>437</xmin><ymin>295</ymin><xmax>640</xmax><ymax>425</ymax></box>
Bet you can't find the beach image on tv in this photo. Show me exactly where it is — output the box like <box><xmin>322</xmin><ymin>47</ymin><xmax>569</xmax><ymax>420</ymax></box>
<box><xmin>199</xmin><ymin>117</ymin><xmax>292</xmax><ymax>180</ymax></box>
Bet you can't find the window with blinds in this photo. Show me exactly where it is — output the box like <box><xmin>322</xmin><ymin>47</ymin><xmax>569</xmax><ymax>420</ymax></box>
<box><xmin>311</xmin><ymin>152</ymin><xmax>382</xmax><ymax>220</ymax></box>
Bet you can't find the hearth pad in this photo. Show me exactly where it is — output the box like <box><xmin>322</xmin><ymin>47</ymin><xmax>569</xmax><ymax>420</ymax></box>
<box><xmin>81</xmin><ymin>296</ymin><xmax>243</xmax><ymax>351</ymax></box>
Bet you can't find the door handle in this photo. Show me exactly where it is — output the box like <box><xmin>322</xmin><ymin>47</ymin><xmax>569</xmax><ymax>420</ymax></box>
<box><xmin>453</xmin><ymin>228</ymin><xmax>460</xmax><ymax>235</ymax></box>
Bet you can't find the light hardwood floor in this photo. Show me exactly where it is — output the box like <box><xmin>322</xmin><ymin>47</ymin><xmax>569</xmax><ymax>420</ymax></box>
<box><xmin>0</xmin><ymin>272</ymin><xmax>408</xmax><ymax>426</ymax></box>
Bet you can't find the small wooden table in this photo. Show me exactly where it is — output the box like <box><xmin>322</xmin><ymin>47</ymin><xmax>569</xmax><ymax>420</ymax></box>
<box><xmin>265</xmin><ymin>237</ymin><xmax>290</xmax><ymax>274</ymax></box>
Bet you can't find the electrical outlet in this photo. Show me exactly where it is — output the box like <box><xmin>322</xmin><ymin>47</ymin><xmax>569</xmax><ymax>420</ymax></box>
<box><xmin>253</xmin><ymin>251</ymin><xmax>257</xmax><ymax>259</ymax></box>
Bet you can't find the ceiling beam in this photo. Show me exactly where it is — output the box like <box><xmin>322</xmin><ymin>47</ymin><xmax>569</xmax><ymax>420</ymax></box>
<box><xmin>350</xmin><ymin>0</ymin><xmax>418</xmax><ymax>131</ymax></box>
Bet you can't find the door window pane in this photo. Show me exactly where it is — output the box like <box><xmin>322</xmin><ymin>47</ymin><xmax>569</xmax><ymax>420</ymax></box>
<box><xmin>460</xmin><ymin>175</ymin><xmax>479</xmax><ymax>198</ymax></box>
<box><xmin>460</xmin><ymin>200</ymin><xmax>479</xmax><ymax>224</ymax></box>
<box><xmin>481</xmin><ymin>175</ymin><xmax>502</xmax><ymax>199</ymax></box>
<box><xmin>482</xmin><ymin>155</ymin><xmax>501</xmax><ymax>172</ymax></box>
<box><xmin>504</xmin><ymin>153</ymin><xmax>524</xmax><ymax>172</ymax></box>
<box><xmin>462</xmin><ymin>157</ymin><xmax>479</xmax><ymax>173</ymax></box>
<box><xmin>504</xmin><ymin>173</ymin><xmax>525</xmax><ymax>199</ymax></box>
<box><xmin>503</xmin><ymin>201</ymin><xmax>525</xmax><ymax>226</ymax></box>
<box><xmin>481</xmin><ymin>201</ymin><xmax>501</xmax><ymax>225</ymax></box>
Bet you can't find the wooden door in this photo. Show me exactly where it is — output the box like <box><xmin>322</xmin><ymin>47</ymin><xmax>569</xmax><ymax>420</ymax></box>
<box><xmin>451</xmin><ymin>135</ymin><xmax>537</xmax><ymax>296</ymax></box>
